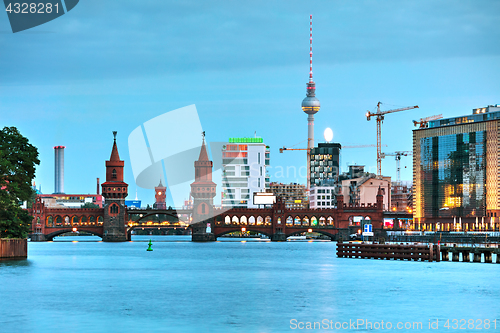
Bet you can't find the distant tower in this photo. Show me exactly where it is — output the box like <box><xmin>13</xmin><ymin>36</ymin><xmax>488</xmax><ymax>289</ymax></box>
<box><xmin>54</xmin><ymin>146</ymin><xmax>65</xmax><ymax>194</ymax></box>
<box><xmin>191</xmin><ymin>134</ymin><xmax>216</xmax><ymax>222</ymax></box>
<box><xmin>301</xmin><ymin>15</ymin><xmax>320</xmax><ymax>191</ymax></box>
<box><xmin>155</xmin><ymin>180</ymin><xmax>167</xmax><ymax>210</ymax></box>
<box><xmin>101</xmin><ymin>131</ymin><xmax>129</xmax><ymax>242</ymax></box>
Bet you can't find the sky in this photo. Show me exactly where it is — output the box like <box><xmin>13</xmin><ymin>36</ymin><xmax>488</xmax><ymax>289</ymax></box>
<box><xmin>1</xmin><ymin>0</ymin><xmax>500</xmax><ymax>206</ymax></box>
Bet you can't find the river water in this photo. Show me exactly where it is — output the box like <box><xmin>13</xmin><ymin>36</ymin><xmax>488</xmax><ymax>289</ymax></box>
<box><xmin>1</xmin><ymin>236</ymin><xmax>499</xmax><ymax>333</ymax></box>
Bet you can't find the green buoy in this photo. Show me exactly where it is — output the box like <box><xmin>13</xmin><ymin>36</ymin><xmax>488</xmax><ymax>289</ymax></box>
<box><xmin>146</xmin><ymin>239</ymin><xmax>153</xmax><ymax>251</ymax></box>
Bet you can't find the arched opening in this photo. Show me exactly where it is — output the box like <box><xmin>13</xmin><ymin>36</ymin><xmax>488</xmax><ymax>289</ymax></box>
<box><xmin>97</xmin><ymin>216</ymin><xmax>103</xmax><ymax>225</ymax></box>
<box><xmin>46</xmin><ymin>216</ymin><xmax>53</xmax><ymax>227</ymax></box>
<box><xmin>240</xmin><ymin>216</ymin><xmax>247</xmax><ymax>225</ymax></box>
<box><xmin>80</xmin><ymin>216</ymin><xmax>87</xmax><ymax>225</ymax></box>
<box><xmin>257</xmin><ymin>216</ymin><xmax>264</xmax><ymax>225</ymax></box>
<box><xmin>232</xmin><ymin>216</ymin><xmax>239</xmax><ymax>224</ymax></box>
<box><xmin>112</xmin><ymin>169</ymin><xmax>117</xmax><ymax>179</ymax></box>
<box><xmin>319</xmin><ymin>216</ymin><xmax>326</xmax><ymax>226</ymax></box>
<box><xmin>89</xmin><ymin>216</ymin><xmax>96</xmax><ymax>226</ymax></box>
<box><xmin>265</xmin><ymin>216</ymin><xmax>272</xmax><ymax>225</ymax></box>
<box><xmin>225</xmin><ymin>216</ymin><xmax>231</xmax><ymax>225</ymax></box>
<box><xmin>64</xmin><ymin>216</ymin><xmax>70</xmax><ymax>226</ymax></box>
<box><xmin>302</xmin><ymin>216</ymin><xmax>309</xmax><ymax>226</ymax></box>
<box><xmin>327</xmin><ymin>216</ymin><xmax>334</xmax><ymax>226</ymax></box>
<box><xmin>310</xmin><ymin>216</ymin><xmax>318</xmax><ymax>226</ymax></box>
<box><xmin>294</xmin><ymin>216</ymin><xmax>301</xmax><ymax>225</ymax></box>
<box><xmin>277</xmin><ymin>217</ymin><xmax>282</xmax><ymax>224</ymax></box>
<box><xmin>71</xmin><ymin>216</ymin><xmax>78</xmax><ymax>226</ymax></box>
<box><xmin>249</xmin><ymin>216</ymin><xmax>256</xmax><ymax>225</ymax></box>
<box><xmin>286</xmin><ymin>216</ymin><xmax>293</xmax><ymax>226</ymax></box>
<box><xmin>55</xmin><ymin>216</ymin><xmax>63</xmax><ymax>226</ymax></box>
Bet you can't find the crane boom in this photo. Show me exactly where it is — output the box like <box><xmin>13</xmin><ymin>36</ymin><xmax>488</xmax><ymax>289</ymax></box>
<box><xmin>380</xmin><ymin>151</ymin><xmax>412</xmax><ymax>183</ymax></box>
<box><xmin>366</xmin><ymin>102</ymin><xmax>419</xmax><ymax>178</ymax></box>
<box><xmin>413</xmin><ymin>114</ymin><xmax>443</xmax><ymax>128</ymax></box>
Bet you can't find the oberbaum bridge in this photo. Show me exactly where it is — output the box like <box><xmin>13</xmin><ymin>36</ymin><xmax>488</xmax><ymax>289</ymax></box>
<box><xmin>28</xmin><ymin>133</ymin><xmax>393</xmax><ymax>242</ymax></box>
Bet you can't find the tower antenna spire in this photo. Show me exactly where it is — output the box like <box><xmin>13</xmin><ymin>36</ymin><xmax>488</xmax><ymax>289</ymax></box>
<box><xmin>309</xmin><ymin>14</ymin><xmax>313</xmax><ymax>82</ymax></box>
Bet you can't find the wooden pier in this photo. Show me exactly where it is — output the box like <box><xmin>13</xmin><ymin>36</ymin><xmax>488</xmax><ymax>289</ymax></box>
<box><xmin>337</xmin><ymin>242</ymin><xmax>440</xmax><ymax>262</ymax></box>
<box><xmin>337</xmin><ymin>242</ymin><xmax>500</xmax><ymax>263</ymax></box>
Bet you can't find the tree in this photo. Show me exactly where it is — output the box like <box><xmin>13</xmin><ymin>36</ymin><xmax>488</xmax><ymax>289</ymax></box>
<box><xmin>81</xmin><ymin>202</ymin><xmax>99</xmax><ymax>209</ymax></box>
<box><xmin>0</xmin><ymin>127</ymin><xmax>40</xmax><ymax>238</ymax></box>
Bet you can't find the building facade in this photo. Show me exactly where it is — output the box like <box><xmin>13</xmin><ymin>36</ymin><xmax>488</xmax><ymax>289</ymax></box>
<box><xmin>221</xmin><ymin>137</ymin><xmax>270</xmax><ymax>208</ymax></box>
<box><xmin>310</xmin><ymin>142</ymin><xmax>341</xmax><ymax>187</ymax></box>
<box><xmin>413</xmin><ymin>104</ymin><xmax>500</xmax><ymax>231</ymax></box>
<box><xmin>309</xmin><ymin>185</ymin><xmax>337</xmax><ymax>208</ymax></box>
<box><xmin>269</xmin><ymin>182</ymin><xmax>308</xmax><ymax>209</ymax></box>
<box><xmin>341</xmin><ymin>176</ymin><xmax>391</xmax><ymax>210</ymax></box>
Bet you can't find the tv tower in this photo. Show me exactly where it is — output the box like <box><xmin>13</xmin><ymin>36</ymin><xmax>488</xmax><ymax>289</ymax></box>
<box><xmin>301</xmin><ymin>15</ymin><xmax>320</xmax><ymax>191</ymax></box>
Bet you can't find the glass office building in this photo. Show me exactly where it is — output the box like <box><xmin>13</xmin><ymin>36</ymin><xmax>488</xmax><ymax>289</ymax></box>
<box><xmin>413</xmin><ymin>105</ymin><xmax>500</xmax><ymax>230</ymax></box>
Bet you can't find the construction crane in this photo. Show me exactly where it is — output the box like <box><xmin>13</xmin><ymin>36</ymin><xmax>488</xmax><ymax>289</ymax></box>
<box><xmin>366</xmin><ymin>102</ymin><xmax>419</xmax><ymax>178</ymax></box>
<box><xmin>380</xmin><ymin>151</ymin><xmax>412</xmax><ymax>184</ymax></box>
<box><xmin>413</xmin><ymin>114</ymin><xmax>443</xmax><ymax>128</ymax></box>
<box><xmin>279</xmin><ymin>144</ymin><xmax>386</xmax><ymax>153</ymax></box>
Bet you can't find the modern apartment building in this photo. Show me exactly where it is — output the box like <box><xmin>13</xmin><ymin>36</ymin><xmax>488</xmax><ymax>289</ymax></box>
<box><xmin>221</xmin><ymin>137</ymin><xmax>270</xmax><ymax>208</ymax></box>
<box><xmin>310</xmin><ymin>142</ymin><xmax>341</xmax><ymax>187</ymax></box>
<box><xmin>270</xmin><ymin>182</ymin><xmax>308</xmax><ymax>209</ymax></box>
<box><xmin>413</xmin><ymin>104</ymin><xmax>500</xmax><ymax>231</ymax></box>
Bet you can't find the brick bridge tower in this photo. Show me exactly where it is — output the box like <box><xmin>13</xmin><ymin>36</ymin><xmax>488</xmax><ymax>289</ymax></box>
<box><xmin>101</xmin><ymin>131</ymin><xmax>128</xmax><ymax>241</ymax></box>
<box><xmin>154</xmin><ymin>180</ymin><xmax>167</xmax><ymax>210</ymax></box>
<box><xmin>190</xmin><ymin>133</ymin><xmax>217</xmax><ymax>241</ymax></box>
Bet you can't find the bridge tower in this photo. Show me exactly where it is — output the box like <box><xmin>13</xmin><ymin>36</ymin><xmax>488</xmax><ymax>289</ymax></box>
<box><xmin>190</xmin><ymin>135</ymin><xmax>217</xmax><ymax>241</ymax></box>
<box><xmin>154</xmin><ymin>180</ymin><xmax>167</xmax><ymax>210</ymax></box>
<box><xmin>101</xmin><ymin>131</ymin><xmax>128</xmax><ymax>241</ymax></box>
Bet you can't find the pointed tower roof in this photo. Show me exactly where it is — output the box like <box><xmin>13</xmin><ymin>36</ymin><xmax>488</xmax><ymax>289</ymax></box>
<box><xmin>110</xmin><ymin>131</ymin><xmax>121</xmax><ymax>161</ymax></box>
<box><xmin>158</xmin><ymin>179</ymin><xmax>164</xmax><ymax>187</ymax></box>
<box><xmin>198</xmin><ymin>136</ymin><xmax>209</xmax><ymax>162</ymax></box>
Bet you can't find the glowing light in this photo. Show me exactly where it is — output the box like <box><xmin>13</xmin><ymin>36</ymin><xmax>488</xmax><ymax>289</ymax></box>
<box><xmin>241</xmin><ymin>227</ymin><xmax>246</xmax><ymax>232</ymax></box>
<box><xmin>308</xmin><ymin>228</ymin><xmax>313</xmax><ymax>233</ymax></box>
<box><xmin>72</xmin><ymin>227</ymin><xmax>77</xmax><ymax>232</ymax></box>
<box><xmin>323</xmin><ymin>128</ymin><xmax>333</xmax><ymax>143</ymax></box>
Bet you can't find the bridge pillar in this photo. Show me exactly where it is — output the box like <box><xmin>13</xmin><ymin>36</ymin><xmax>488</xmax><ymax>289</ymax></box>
<box><xmin>271</xmin><ymin>232</ymin><xmax>286</xmax><ymax>241</ymax></box>
<box><xmin>484</xmin><ymin>251</ymin><xmax>492</xmax><ymax>263</ymax></box>
<box><xmin>452</xmin><ymin>251</ymin><xmax>460</xmax><ymax>262</ymax></box>
<box><xmin>102</xmin><ymin>202</ymin><xmax>127</xmax><ymax>242</ymax></box>
<box><xmin>30</xmin><ymin>233</ymin><xmax>46</xmax><ymax>242</ymax></box>
<box><xmin>441</xmin><ymin>250</ymin><xmax>449</xmax><ymax>261</ymax></box>
<box><xmin>191</xmin><ymin>221</ymin><xmax>215</xmax><ymax>242</ymax></box>
<box><xmin>473</xmin><ymin>250</ymin><xmax>482</xmax><ymax>263</ymax></box>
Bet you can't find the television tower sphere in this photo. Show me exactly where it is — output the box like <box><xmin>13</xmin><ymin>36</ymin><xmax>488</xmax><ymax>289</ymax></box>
<box><xmin>324</xmin><ymin>128</ymin><xmax>333</xmax><ymax>143</ymax></box>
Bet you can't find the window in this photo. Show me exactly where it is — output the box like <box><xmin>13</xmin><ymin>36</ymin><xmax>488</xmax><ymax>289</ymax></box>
<box><xmin>112</xmin><ymin>169</ymin><xmax>117</xmax><ymax>179</ymax></box>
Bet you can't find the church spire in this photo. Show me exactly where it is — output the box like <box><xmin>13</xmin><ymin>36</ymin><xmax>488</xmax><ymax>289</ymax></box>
<box><xmin>110</xmin><ymin>131</ymin><xmax>120</xmax><ymax>161</ymax></box>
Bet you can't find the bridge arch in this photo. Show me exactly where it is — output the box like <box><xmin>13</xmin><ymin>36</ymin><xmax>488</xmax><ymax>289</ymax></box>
<box><xmin>225</xmin><ymin>216</ymin><xmax>231</xmax><ymax>225</ymax></box>
<box><xmin>214</xmin><ymin>229</ymin><xmax>273</xmax><ymax>239</ymax></box>
<box><xmin>302</xmin><ymin>216</ymin><xmax>309</xmax><ymax>226</ymax></box>
<box><xmin>240</xmin><ymin>216</ymin><xmax>247</xmax><ymax>224</ymax></box>
<box><xmin>232</xmin><ymin>216</ymin><xmax>239</xmax><ymax>224</ymax></box>
<box><xmin>249</xmin><ymin>216</ymin><xmax>255</xmax><ymax>225</ymax></box>
<box><xmin>45</xmin><ymin>229</ymin><xmax>103</xmax><ymax>241</ymax></box>
<box><xmin>265</xmin><ymin>216</ymin><xmax>272</xmax><ymax>225</ymax></box>
<box><xmin>46</xmin><ymin>216</ymin><xmax>53</xmax><ymax>227</ymax></box>
<box><xmin>286</xmin><ymin>229</ymin><xmax>336</xmax><ymax>241</ymax></box>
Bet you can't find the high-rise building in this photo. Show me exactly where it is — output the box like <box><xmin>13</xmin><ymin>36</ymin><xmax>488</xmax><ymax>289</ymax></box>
<box><xmin>310</xmin><ymin>142</ymin><xmax>341</xmax><ymax>187</ymax></box>
<box><xmin>269</xmin><ymin>182</ymin><xmax>308</xmax><ymax>209</ymax></box>
<box><xmin>413</xmin><ymin>104</ymin><xmax>500</xmax><ymax>231</ymax></box>
<box><xmin>221</xmin><ymin>137</ymin><xmax>270</xmax><ymax>208</ymax></box>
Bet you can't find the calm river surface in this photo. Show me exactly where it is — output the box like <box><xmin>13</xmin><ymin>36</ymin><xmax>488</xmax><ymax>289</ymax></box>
<box><xmin>1</xmin><ymin>236</ymin><xmax>499</xmax><ymax>333</ymax></box>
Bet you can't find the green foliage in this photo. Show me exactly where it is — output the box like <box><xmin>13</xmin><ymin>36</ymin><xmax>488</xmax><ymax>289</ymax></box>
<box><xmin>0</xmin><ymin>127</ymin><xmax>40</xmax><ymax>238</ymax></box>
<box><xmin>81</xmin><ymin>202</ymin><xmax>99</xmax><ymax>209</ymax></box>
